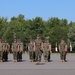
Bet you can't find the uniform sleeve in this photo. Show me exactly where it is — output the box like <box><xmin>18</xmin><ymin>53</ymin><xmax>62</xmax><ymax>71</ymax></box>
<box><xmin>12</xmin><ymin>43</ymin><xmax>14</xmax><ymax>47</ymax></box>
<box><xmin>49</xmin><ymin>43</ymin><xmax>51</xmax><ymax>46</ymax></box>
<box><xmin>40</xmin><ymin>40</ymin><xmax>43</xmax><ymax>45</ymax></box>
<box><xmin>40</xmin><ymin>39</ymin><xmax>42</xmax><ymax>43</ymax></box>
<box><xmin>34</xmin><ymin>40</ymin><xmax>36</xmax><ymax>44</ymax></box>
<box><xmin>65</xmin><ymin>43</ymin><xmax>67</xmax><ymax>51</ymax></box>
<box><xmin>65</xmin><ymin>43</ymin><xmax>67</xmax><ymax>45</ymax></box>
<box><xmin>28</xmin><ymin>43</ymin><xmax>30</xmax><ymax>50</ymax></box>
<box><xmin>22</xmin><ymin>43</ymin><xmax>23</xmax><ymax>46</ymax></box>
<box><xmin>59</xmin><ymin>43</ymin><xmax>61</xmax><ymax>51</ymax></box>
<box><xmin>12</xmin><ymin>43</ymin><xmax>13</xmax><ymax>46</ymax></box>
<box><xmin>7</xmin><ymin>43</ymin><xmax>9</xmax><ymax>46</ymax></box>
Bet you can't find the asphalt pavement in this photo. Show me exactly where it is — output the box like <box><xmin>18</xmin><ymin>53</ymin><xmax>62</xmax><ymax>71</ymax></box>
<box><xmin>0</xmin><ymin>53</ymin><xmax>75</xmax><ymax>75</ymax></box>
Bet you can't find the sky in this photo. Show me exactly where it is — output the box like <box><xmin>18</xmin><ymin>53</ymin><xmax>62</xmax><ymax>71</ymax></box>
<box><xmin>0</xmin><ymin>0</ymin><xmax>75</xmax><ymax>22</ymax></box>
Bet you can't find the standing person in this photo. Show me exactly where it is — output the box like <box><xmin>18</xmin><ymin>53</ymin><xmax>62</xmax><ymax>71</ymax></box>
<box><xmin>17</xmin><ymin>39</ymin><xmax>24</xmax><ymax>62</ymax></box>
<box><xmin>59</xmin><ymin>39</ymin><xmax>67</xmax><ymax>62</ymax></box>
<box><xmin>2</xmin><ymin>39</ymin><xmax>10</xmax><ymax>62</ymax></box>
<box><xmin>43</xmin><ymin>38</ymin><xmax>51</xmax><ymax>62</ymax></box>
<box><xmin>34</xmin><ymin>34</ymin><xmax>43</xmax><ymax>64</ymax></box>
<box><xmin>2</xmin><ymin>39</ymin><xmax>5</xmax><ymax>61</ymax></box>
<box><xmin>28</xmin><ymin>39</ymin><xmax>34</xmax><ymax>62</ymax></box>
<box><xmin>32</xmin><ymin>39</ymin><xmax>36</xmax><ymax>62</ymax></box>
<box><xmin>12</xmin><ymin>39</ymin><xmax>18</xmax><ymax>62</ymax></box>
<box><xmin>0</xmin><ymin>39</ymin><xmax>3</xmax><ymax>62</ymax></box>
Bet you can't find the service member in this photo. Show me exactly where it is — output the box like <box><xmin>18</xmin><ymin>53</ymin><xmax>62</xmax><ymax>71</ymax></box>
<box><xmin>0</xmin><ymin>39</ymin><xmax>3</xmax><ymax>62</ymax></box>
<box><xmin>12</xmin><ymin>39</ymin><xmax>18</xmax><ymax>62</ymax></box>
<box><xmin>43</xmin><ymin>37</ymin><xmax>51</xmax><ymax>62</ymax></box>
<box><xmin>34</xmin><ymin>34</ymin><xmax>43</xmax><ymax>64</ymax></box>
<box><xmin>28</xmin><ymin>39</ymin><xmax>34</xmax><ymax>62</ymax></box>
<box><xmin>59</xmin><ymin>39</ymin><xmax>67</xmax><ymax>62</ymax></box>
<box><xmin>2</xmin><ymin>39</ymin><xmax>10</xmax><ymax>62</ymax></box>
<box><xmin>17</xmin><ymin>39</ymin><xmax>23</xmax><ymax>62</ymax></box>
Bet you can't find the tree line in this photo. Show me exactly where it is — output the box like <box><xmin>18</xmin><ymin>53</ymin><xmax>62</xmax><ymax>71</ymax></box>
<box><xmin>0</xmin><ymin>14</ymin><xmax>75</xmax><ymax>52</ymax></box>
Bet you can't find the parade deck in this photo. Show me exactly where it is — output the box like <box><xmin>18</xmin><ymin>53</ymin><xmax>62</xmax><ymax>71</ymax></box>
<box><xmin>0</xmin><ymin>53</ymin><xmax>75</xmax><ymax>75</ymax></box>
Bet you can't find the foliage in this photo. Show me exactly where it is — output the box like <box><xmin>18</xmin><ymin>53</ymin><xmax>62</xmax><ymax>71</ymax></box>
<box><xmin>0</xmin><ymin>14</ymin><xmax>75</xmax><ymax>51</ymax></box>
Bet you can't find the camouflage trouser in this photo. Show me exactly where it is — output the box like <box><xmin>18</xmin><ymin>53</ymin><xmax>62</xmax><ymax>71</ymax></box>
<box><xmin>29</xmin><ymin>51</ymin><xmax>33</xmax><ymax>60</ymax></box>
<box><xmin>35</xmin><ymin>49</ymin><xmax>42</xmax><ymax>62</ymax></box>
<box><xmin>60</xmin><ymin>51</ymin><xmax>66</xmax><ymax>60</ymax></box>
<box><xmin>13</xmin><ymin>51</ymin><xmax>17</xmax><ymax>60</ymax></box>
<box><xmin>43</xmin><ymin>50</ymin><xmax>49</xmax><ymax>60</ymax></box>
<box><xmin>0</xmin><ymin>51</ymin><xmax>3</xmax><ymax>60</ymax></box>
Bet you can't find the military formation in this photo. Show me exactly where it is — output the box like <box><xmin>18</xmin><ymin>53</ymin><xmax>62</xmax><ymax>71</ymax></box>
<box><xmin>28</xmin><ymin>34</ymin><xmax>52</xmax><ymax>64</ymax></box>
<box><xmin>0</xmin><ymin>34</ymin><xmax>68</xmax><ymax>64</ymax></box>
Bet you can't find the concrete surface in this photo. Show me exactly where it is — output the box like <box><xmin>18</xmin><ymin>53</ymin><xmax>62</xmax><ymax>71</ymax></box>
<box><xmin>0</xmin><ymin>53</ymin><xmax>75</xmax><ymax>75</ymax></box>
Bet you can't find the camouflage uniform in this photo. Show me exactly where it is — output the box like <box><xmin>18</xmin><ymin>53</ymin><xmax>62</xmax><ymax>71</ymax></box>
<box><xmin>2</xmin><ymin>42</ymin><xmax>10</xmax><ymax>61</ymax></box>
<box><xmin>0</xmin><ymin>42</ymin><xmax>3</xmax><ymax>61</ymax></box>
<box><xmin>35</xmin><ymin>39</ymin><xmax>42</xmax><ymax>62</ymax></box>
<box><xmin>59</xmin><ymin>43</ymin><xmax>67</xmax><ymax>61</ymax></box>
<box><xmin>12</xmin><ymin>42</ymin><xmax>18</xmax><ymax>61</ymax></box>
<box><xmin>28</xmin><ymin>42</ymin><xmax>34</xmax><ymax>61</ymax></box>
<box><xmin>17</xmin><ymin>42</ymin><xmax>23</xmax><ymax>61</ymax></box>
<box><xmin>43</xmin><ymin>42</ymin><xmax>51</xmax><ymax>62</ymax></box>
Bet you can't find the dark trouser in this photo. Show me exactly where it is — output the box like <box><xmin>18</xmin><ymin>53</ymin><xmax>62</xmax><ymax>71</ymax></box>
<box><xmin>48</xmin><ymin>51</ymin><xmax>51</xmax><ymax>61</ymax></box>
<box><xmin>0</xmin><ymin>51</ymin><xmax>3</xmax><ymax>60</ymax></box>
<box><xmin>60</xmin><ymin>51</ymin><xmax>66</xmax><ymax>60</ymax></box>
<box><xmin>3</xmin><ymin>50</ymin><xmax>8</xmax><ymax>61</ymax></box>
<box><xmin>33</xmin><ymin>51</ymin><xmax>35</xmax><ymax>61</ymax></box>
<box><xmin>17</xmin><ymin>51</ymin><xmax>22</xmax><ymax>61</ymax></box>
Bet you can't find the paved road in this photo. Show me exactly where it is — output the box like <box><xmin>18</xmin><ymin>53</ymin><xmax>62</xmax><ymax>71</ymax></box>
<box><xmin>0</xmin><ymin>53</ymin><xmax>75</xmax><ymax>75</ymax></box>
